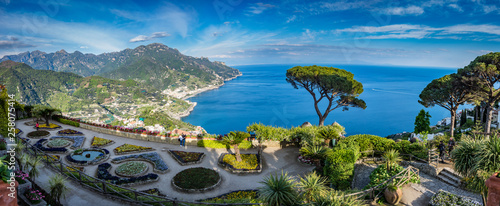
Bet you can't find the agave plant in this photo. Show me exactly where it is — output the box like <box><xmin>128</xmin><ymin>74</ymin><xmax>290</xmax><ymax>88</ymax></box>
<box><xmin>451</xmin><ymin>136</ymin><xmax>483</xmax><ymax>177</ymax></box>
<box><xmin>49</xmin><ymin>174</ymin><xmax>70</xmax><ymax>205</ymax></box>
<box><xmin>300</xmin><ymin>145</ymin><xmax>329</xmax><ymax>168</ymax></box>
<box><xmin>297</xmin><ymin>171</ymin><xmax>328</xmax><ymax>203</ymax></box>
<box><xmin>28</xmin><ymin>157</ymin><xmax>43</xmax><ymax>187</ymax></box>
<box><xmin>310</xmin><ymin>190</ymin><xmax>364</xmax><ymax>206</ymax></box>
<box><xmin>383</xmin><ymin>149</ymin><xmax>402</xmax><ymax>171</ymax></box>
<box><xmin>258</xmin><ymin>171</ymin><xmax>298</xmax><ymax>206</ymax></box>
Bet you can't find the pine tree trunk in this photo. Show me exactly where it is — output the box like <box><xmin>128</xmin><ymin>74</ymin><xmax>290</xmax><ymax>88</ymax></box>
<box><xmin>450</xmin><ymin>110</ymin><xmax>456</xmax><ymax>138</ymax></box>
<box><xmin>234</xmin><ymin>145</ymin><xmax>242</xmax><ymax>162</ymax></box>
<box><xmin>319</xmin><ymin>116</ymin><xmax>326</xmax><ymax>126</ymax></box>
<box><xmin>324</xmin><ymin>139</ymin><xmax>331</xmax><ymax>147</ymax></box>
<box><xmin>485</xmin><ymin>106</ymin><xmax>493</xmax><ymax>136</ymax></box>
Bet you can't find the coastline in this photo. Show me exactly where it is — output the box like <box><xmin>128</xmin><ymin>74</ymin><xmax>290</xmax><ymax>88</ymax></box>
<box><xmin>171</xmin><ymin>73</ymin><xmax>243</xmax><ymax>120</ymax></box>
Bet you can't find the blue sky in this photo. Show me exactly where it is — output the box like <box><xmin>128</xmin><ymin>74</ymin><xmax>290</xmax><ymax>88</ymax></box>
<box><xmin>0</xmin><ymin>0</ymin><xmax>499</xmax><ymax>67</ymax></box>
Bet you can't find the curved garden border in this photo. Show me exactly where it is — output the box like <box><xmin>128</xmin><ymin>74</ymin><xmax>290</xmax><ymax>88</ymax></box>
<box><xmin>167</xmin><ymin>150</ymin><xmax>205</xmax><ymax>166</ymax></box>
<box><xmin>96</xmin><ymin>163</ymin><xmax>159</xmax><ymax>186</ymax></box>
<box><xmin>115</xmin><ymin>161</ymin><xmax>149</xmax><ymax>178</ymax></box>
<box><xmin>113</xmin><ymin>144</ymin><xmax>155</xmax><ymax>155</ymax></box>
<box><xmin>36</xmin><ymin>123</ymin><xmax>62</xmax><ymax>130</ymax></box>
<box><xmin>171</xmin><ymin>168</ymin><xmax>222</xmax><ymax>193</ymax></box>
<box><xmin>57</xmin><ymin>129</ymin><xmax>84</xmax><ymax>136</ymax></box>
<box><xmin>66</xmin><ymin>148</ymin><xmax>110</xmax><ymax>166</ymax></box>
<box><xmin>46</xmin><ymin>139</ymin><xmax>72</xmax><ymax>148</ymax></box>
<box><xmin>111</xmin><ymin>152</ymin><xmax>169</xmax><ymax>174</ymax></box>
<box><xmin>33</xmin><ymin>139</ymin><xmax>68</xmax><ymax>154</ymax></box>
<box><xmin>26</xmin><ymin>131</ymin><xmax>51</xmax><ymax>139</ymax></box>
<box><xmin>50</xmin><ymin>136</ymin><xmax>85</xmax><ymax>149</ymax></box>
<box><xmin>217</xmin><ymin>153</ymin><xmax>262</xmax><ymax>174</ymax></box>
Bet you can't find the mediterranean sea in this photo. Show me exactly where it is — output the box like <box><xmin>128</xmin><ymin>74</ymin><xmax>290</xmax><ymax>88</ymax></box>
<box><xmin>182</xmin><ymin>64</ymin><xmax>465</xmax><ymax>137</ymax></box>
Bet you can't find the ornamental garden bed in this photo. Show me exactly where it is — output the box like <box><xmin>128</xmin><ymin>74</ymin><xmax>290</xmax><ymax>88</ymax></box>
<box><xmin>36</xmin><ymin>123</ymin><xmax>62</xmax><ymax>130</ymax></box>
<box><xmin>140</xmin><ymin>188</ymin><xmax>166</xmax><ymax>197</ymax></box>
<box><xmin>429</xmin><ymin>190</ymin><xmax>481</xmax><ymax>206</ymax></box>
<box><xmin>46</xmin><ymin>139</ymin><xmax>72</xmax><ymax>148</ymax></box>
<box><xmin>24</xmin><ymin>120</ymin><xmax>45</xmax><ymax>126</ymax></box>
<box><xmin>41</xmin><ymin>154</ymin><xmax>60</xmax><ymax>163</ymax></box>
<box><xmin>199</xmin><ymin>190</ymin><xmax>260</xmax><ymax>203</ymax></box>
<box><xmin>167</xmin><ymin>150</ymin><xmax>205</xmax><ymax>166</ymax></box>
<box><xmin>111</xmin><ymin>152</ymin><xmax>168</xmax><ymax>174</ymax></box>
<box><xmin>218</xmin><ymin>153</ymin><xmax>262</xmax><ymax>174</ymax></box>
<box><xmin>57</xmin><ymin>129</ymin><xmax>84</xmax><ymax>136</ymax></box>
<box><xmin>34</xmin><ymin>139</ymin><xmax>68</xmax><ymax>153</ymax></box>
<box><xmin>91</xmin><ymin>136</ymin><xmax>115</xmax><ymax>148</ymax></box>
<box><xmin>171</xmin><ymin>167</ymin><xmax>221</xmax><ymax>193</ymax></box>
<box><xmin>50</xmin><ymin>136</ymin><xmax>85</xmax><ymax>149</ymax></box>
<box><xmin>115</xmin><ymin>161</ymin><xmax>149</xmax><ymax>177</ymax></box>
<box><xmin>27</xmin><ymin>131</ymin><xmax>51</xmax><ymax>139</ymax></box>
<box><xmin>66</xmin><ymin>148</ymin><xmax>110</xmax><ymax>166</ymax></box>
<box><xmin>15</xmin><ymin>128</ymin><xmax>23</xmax><ymax>136</ymax></box>
<box><xmin>113</xmin><ymin>144</ymin><xmax>154</xmax><ymax>155</ymax></box>
<box><xmin>297</xmin><ymin>155</ymin><xmax>315</xmax><ymax>166</ymax></box>
<box><xmin>96</xmin><ymin>163</ymin><xmax>159</xmax><ymax>186</ymax></box>
<box><xmin>66</xmin><ymin>166</ymin><xmax>85</xmax><ymax>172</ymax></box>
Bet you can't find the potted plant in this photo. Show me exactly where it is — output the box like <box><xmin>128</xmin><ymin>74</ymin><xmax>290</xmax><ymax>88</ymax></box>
<box><xmin>486</xmin><ymin>172</ymin><xmax>500</xmax><ymax>206</ymax></box>
<box><xmin>0</xmin><ymin>155</ymin><xmax>18</xmax><ymax>206</ymax></box>
<box><xmin>384</xmin><ymin>183</ymin><xmax>403</xmax><ymax>205</ymax></box>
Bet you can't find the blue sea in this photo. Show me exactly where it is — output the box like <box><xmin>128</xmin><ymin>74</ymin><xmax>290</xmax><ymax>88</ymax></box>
<box><xmin>182</xmin><ymin>64</ymin><xmax>465</xmax><ymax>137</ymax></box>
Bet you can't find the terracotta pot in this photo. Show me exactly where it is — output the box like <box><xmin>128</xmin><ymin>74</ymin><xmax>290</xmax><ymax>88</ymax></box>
<box><xmin>384</xmin><ymin>187</ymin><xmax>402</xmax><ymax>205</ymax></box>
<box><xmin>0</xmin><ymin>180</ymin><xmax>18</xmax><ymax>206</ymax></box>
<box><xmin>486</xmin><ymin>173</ymin><xmax>500</xmax><ymax>206</ymax></box>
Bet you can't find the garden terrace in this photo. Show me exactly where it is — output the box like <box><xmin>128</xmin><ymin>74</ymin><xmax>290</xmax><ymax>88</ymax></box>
<box><xmin>111</xmin><ymin>152</ymin><xmax>169</xmax><ymax>174</ymax></box>
<box><xmin>33</xmin><ymin>139</ymin><xmax>67</xmax><ymax>153</ymax></box>
<box><xmin>51</xmin><ymin>136</ymin><xmax>85</xmax><ymax>149</ymax></box>
<box><xmin>57</xmin><ymin>129</ymin><xmax>84</xmax><ymax>136</ymax></box>
<box><xmin>26</xmin><ymin>130</ymin><xmax>50</xmax><ymax>139</ymax></box>
<box><xmin>66</xmin><ymin>148</ymin><xmax>110</xmax><ymax>166</ymax></box>
<box><xmin>113</xmin><ymin>143</ymin><xmax>154</xmax><ymax>155</ymax></box>
<box><xmin>171</xmin><ymin>167</ymin><xmax>221</xmax><ymax>193</ymax></box>
<box><xmin>90</xmin><ymin>136</ymin><xmax>115</xmax><ymax>148</ymax></box>
<box><xmin>218</xmin><ymin>153</ymin><xmax>262</xmax><ymax>174</ymax></box>
<box><xmin>167</xmin><ymin>150</ymin><xmax>205</xmax><ymax>166</ymax></box>
<box><xmin>96</xmin><ymin>163</ymin><xmax>159</xmax><ymax>186</ymax></box>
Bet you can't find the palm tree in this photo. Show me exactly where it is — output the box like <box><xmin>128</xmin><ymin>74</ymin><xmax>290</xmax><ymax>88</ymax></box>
<box><xmin>222</xmin><ymin>131</ymin><xmax>250</xmax><ymax>162</ymax></box>
<box><xmin>28</xmin><ymin>157</ymin><xmax>43</xmax><ymax>187</ymax></box>
<box><xmin>299</xmin><ymin>145</ymin><xmax>329</xmax><ymax>168</ymax></box>
<box><xmin>383</xmin><ymin>150</ymin><xmax>402</xmax><ymax>171</ymax></box>
<box><xmin>310</xmin><ymin>190</ymin><xmax>364</xmax><ymax>206</ymax></box>
<box><xmin>33</xmin><ymin>105</ymin><xmax>61</xmax><ymax>126</ymax></box>
<box><xmin>49</xmin><ymin>174</ymin><xmax>70</xmax><ymax>205</ymax></box>
<box><xmin>258</xmin><ymin>171</ymin><xmax>298</xmax><ymax>206</ymax></box>
<box><xmin>317</xmin><ymin>123</ymin><xmax>345</xmax><ymax>146</ymax></box>
<box><xmin>297</xmin><ymin>171</ymin><xmax>328</xmax><ymax>203</ymax></box>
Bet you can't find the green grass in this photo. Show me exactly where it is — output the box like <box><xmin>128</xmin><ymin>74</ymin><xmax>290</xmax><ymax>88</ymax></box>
<box><xmin>197</xmin><ymin>140</ymin><xmax>253</xmax><ymax>149</ymax></box>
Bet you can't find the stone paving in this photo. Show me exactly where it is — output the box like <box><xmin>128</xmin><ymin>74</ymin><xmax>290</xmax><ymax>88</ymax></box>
<box><xmin>16</xmin><ymin>119</ymin><xmax>315</xmax><ymax>205</ymax></box>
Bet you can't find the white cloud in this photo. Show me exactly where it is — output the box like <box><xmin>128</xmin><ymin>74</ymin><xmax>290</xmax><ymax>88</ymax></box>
<box><xmin>448</xmin><ymin>4</ymin><xmax>463</xmax><ymax>12</ymax></box>
<box><xmin>129</xmin><ymin>32</ymin><xmax>170</xmax><ymax>43</ymax></box>
<box><xmin>247</xmin><ymin>3</ymin><xmax>275</xmax><ymax>15</ymax></box>
<box><xmin>80</xmin><ymin>46</ymin><xmax>88</xmax><ymax>49</ymax></box>
<box><xmin>286</xmin><ymin>15</ymin><xmax>296</xmax><ymax>23</ymax></box>
<box><xmin>383</xmin><ymin>6</ymin><xmax>424</xmax><ymax>16</ymax></box>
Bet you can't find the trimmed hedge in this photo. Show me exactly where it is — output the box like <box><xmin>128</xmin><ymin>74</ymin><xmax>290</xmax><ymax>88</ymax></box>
<box><xmin>53</xmin><ymin>116</ymin><xmax>80</xmax><ymax>127</ymax></box>
<box><xmin>324</xmin><ymin>141</ymin><xmax>360</xmax><ymax>190</ymax></box>
<box><xmin>197</xmin><ymin>140</ymin><xmax>252</xmax><ymax>149</ymax></box>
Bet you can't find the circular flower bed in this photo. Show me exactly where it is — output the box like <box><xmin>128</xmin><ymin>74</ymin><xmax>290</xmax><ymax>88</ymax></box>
<box><xmin>46</xmin><ymin>139</ymin><xmax>72</xmax><ymax>148</ymax></box>
<box><xmin>57</xmin><ymin>129</ymin><xmax>83</xmax><ymax>136</ymax></box>
<box><xmin>27</xmin><ymin>131</ymin><xmax>50</xmax><ymax>139</ymax></box>
<box><xmin>172</xmin><ymin>167</ymin><xmax>221</xmax><ymax>193</ymax></box>
<box><xmin>66</xmin><ymin>148</ymin><xmax>110</xmax><ymax>166</ymax></box>
<box><xmin>115</xmin><ymin>161</ymin><xmax>149</xmax><ymax>177</ymax></box>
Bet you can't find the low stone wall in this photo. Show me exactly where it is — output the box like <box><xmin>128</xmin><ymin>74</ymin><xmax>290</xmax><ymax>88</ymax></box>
<box><xmin>401</xmin><ymin>161</ymin><xmax>443</xmax><ymax>177</ymax></box>
<box><xmin>79</xmin><ymin>123</ymin><xmax>284</xmax><ymax>148</ymax></box>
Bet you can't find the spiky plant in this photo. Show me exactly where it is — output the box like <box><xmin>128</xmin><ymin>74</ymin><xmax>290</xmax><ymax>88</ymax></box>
<box><xmin>28</xmin><ymin>157</ymin><xmax>42</xmax><ymax>187</ymax></box>
<box><xmin>383</xmin><ymin>149</ymin><xmax>402</xmax><ymax>171</ymax></box>
<box><xmin>258</xmin><ymin>171</ymin><xmax>298</xmax><ymax>206</ymax></box>
<box><xmin>297</xmin><ymin>171</ymin><xmax>328</xmax><ymax>203</ymax></box>
<box><xmin>49</xmin><ymin>174</ymin><xmax>70</xmax><ymax>204</ymax></box>
<box><xmin>310</xmin><ymin>190</ymin><xmax>365</xmax><ymax>206</ymax></box>
<box><xmin>451</xmin><ymin>136</ymin><xmax>484</xmax><ymax>177</ymax></box>
<box><xmin>222</xmin><ymin>131</ymin><xmax>250</xmax><ymax>162</ymax></box>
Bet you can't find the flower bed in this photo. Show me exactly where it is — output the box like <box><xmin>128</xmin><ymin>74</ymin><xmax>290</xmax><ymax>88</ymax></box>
<box><xmin>66</xmin><ymin>166</ymin><xmax>85</xmax><ymax>172</ymax></box>
<box><xmin>111</xmin><ymin>152</ymin><xmax>168</xmax><ymax>174</ymax></box>
<box><xmin>91</xmin><ymin>136</ymin><xmax>115</xmax><ymax>148</ymax></box>
<box><xmin>15</xmin><ymin>170</ymin><xmax>29</xmax><ymax>184</ymax></box>
<box><xmin>200</xmin><ymin>190</ymin><xmax>259</xmax><ymax>203</ymax></box>
<box><xmin>168</xmin><ymin>150</ymin><xmax>205</xmax><ymax>166</ymax></box>
<box><xmin>15</xmin><ymin>128</ymin><xmax>23</xmax><ymax>136</ymax></box>
<box><xmin>115</xmin><ymin>161</ymin><xmax>149</xmax><ymax>177</ymax></box>
<box><xmin>430</xmin><ymin>190</ymin><xmax>481</xmax><ymax>206</ymax></box>
<box><xmin>57</xmin><ymin>129</ymin><xmax>83</xmax><ymax>136</ymax></box>
<box><xmin>37</xmin><ymin>123</ymin><xmax>62</xmax><ymax>130</ymax></box>
<box><xmin>50</xmin><ymin>136</ymin><xmax>85</xmax><ymax>149</ymax></box>
<box><xmin>114</xmin><ymin>143</ymin><xmax>154</xmax><ymax>155</ymax></box>
<box><xmin>41</xmin><ymin>154</ymin><xmax>60</xmax><ymax>163</ymax></box>
<box><xmin>46</xmin><ymin>139</ymin><xmax>72</xmax><ymax>148</ymax></box>
<box><xmin>297</xmin><ymin>155</ymin><xmax>315</xmax><ymax>165</ymax></box>
<box><xmin>140</xmin><ymin>188</ymin><xmax>166</xmax><ymax>197</ymax></box>
<box><xmin>33</xmin><ymin>139</ymin><xmax>68</xmax><ymax>153</ymax></box>
<box><xmin>96</xmin><ymin>163</ymin><xmax>159</xmax><ymax>186</ymax></box>
<box><xmin>172</xmin><ymin>167</ymin><xmax>221</xmax><ymax>193</ymax></box>
<box><xmin>24</xmin><ymin>187</ymin><xmax>45</xmax><ymax>204</ymax></box>
<box><xmin>218</xmin><ymin>153</ymin><xmax>262</xmax><ymax>174</ymax></box>
<box><xmin>66</xmin><ymin>148</ymin><xmax>110</xmax><ymax>166</ymax></box>
<box><xmin>24</xmin><ymin>120</ymin><xmax>45</xmax><ymax>126</ymax></box>
<box><xmin>27</xmin><ymin>131</ymin><xmax>50</xmax><ymax>139</ymax></box>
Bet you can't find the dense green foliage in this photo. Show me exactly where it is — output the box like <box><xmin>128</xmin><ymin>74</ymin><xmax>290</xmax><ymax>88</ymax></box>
<box><xmin>286</xmin><ymin>65</ymin><xmax>366</xmax><ymax>125</ymax></box>
<box><xmin>0</xmin><ymin>87</ymin><xmax>8</xmax><ymax>137</ymax></box>
<box><xmin>414</xmin><ymin>109</ymin><xmax>431</xmax><ymax>133</ymax></box>
<box><xmin>247</xmin><ymin>123</ymin><xmax>291</xmax><ymax>142</ymax></box>
<box><xmin>258</xmin><ymin>172</ymin><xmax>298</xmax><ymax>206</ymax></box>
<box><xmin>324</xmin><ymin>141</ymin><xmax>360</xmax><ymax>190</ymax></box>
<box><xmin>419</xmin><ymin>73</ymin><xmax>473</xmax><ymax>137</ymax></box>
<box><xmin>223</xmin><ymin>131</ymin><xmax>251</xmax><ymax>162</ymax></box>
<box><xmin>53</xmin><ymin>116</ymin><xmax>80</xmax><ymax>127</ymax></box>
<box><xmin>197</xmin><ymin>140</ymin><xmax>253</xmax><ymax>149</ymax></box>
<box><xmin>140</xmin><ymin>111</ymin><xmax>195</xmax><ymax>131</ymax></box>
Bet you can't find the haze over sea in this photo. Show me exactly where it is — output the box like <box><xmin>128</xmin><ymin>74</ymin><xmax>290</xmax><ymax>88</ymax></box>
<box><xmin>183</xmin><ymin>64</ymin><xmax>464</xmax><ymax>137</ymax></box>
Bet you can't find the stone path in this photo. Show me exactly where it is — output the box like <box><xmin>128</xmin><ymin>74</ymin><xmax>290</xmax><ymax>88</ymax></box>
<box><xmin>16</xmin><ymin>119</ymin><xmax>315</xmax><ymax>204</ymax></box>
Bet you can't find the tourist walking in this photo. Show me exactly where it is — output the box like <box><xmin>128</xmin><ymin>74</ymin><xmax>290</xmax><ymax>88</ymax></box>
<box><xmin>35</xmin><ymin>122</ymin><xmax>39</xmax><ymax>131</ymax></box>
<box><xmin>448</xmin><ymin>137</ymin><xmax>456</xmax><ymax>156</ymax></box>
<box><xmin>438</xmin><ymin>141</ymin><xmax>446</xmax><ymax>163</ymax></box>
<box><xmin>179</xmin><ymin>134</ymin><xmax>185</xmax><ymax>148</ymax></box>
